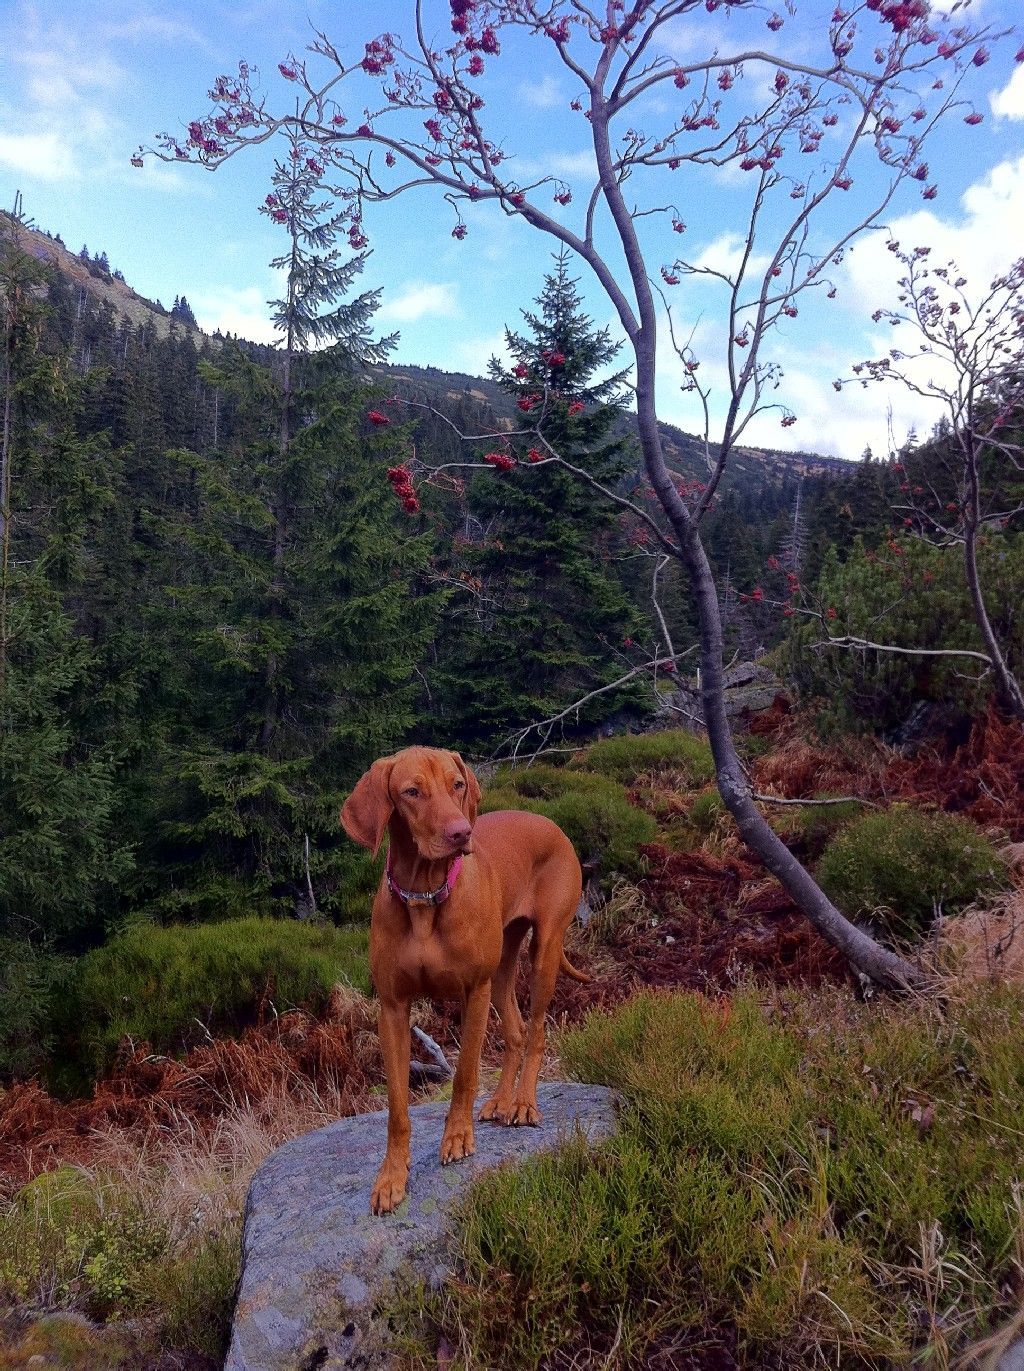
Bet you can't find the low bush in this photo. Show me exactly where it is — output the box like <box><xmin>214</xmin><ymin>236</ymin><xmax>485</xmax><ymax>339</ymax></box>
<box><xmin>1</xmin><ymin>1168</ymin><xmax>164</xmax><ymax>1317</ymax></box>
<box><xmin>59</xmin><ymin>916</ymin><xmax>370</xmax><ymax>1081</ymax></box>
<box><xmin>482</xmin><ymin>764</ymin><xmax>656</xmax><ymax>877</ymax></box>
<box><xmin>571</xmin><ymin>729</ymin><xmax>715</xmax><ymax>786</ymax></box>
<box><xmin>400</xmin><ymin>984</ymin><xmax>1024</xmax><ymax>1368</ymax></box>
<box><xmin>817</xmin><ymin>806</ymin><xmax>1009</xmax><ymax>936</ymax></box>
<box><xmin>0</xmin><ymin>1165</ymin><xmax>238</xmax><ymax>1366</ymax></box>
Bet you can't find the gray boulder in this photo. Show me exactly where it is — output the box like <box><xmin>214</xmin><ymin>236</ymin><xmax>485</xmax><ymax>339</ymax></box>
<box><xmin>226</xmin><ymin>1081</ymin><xmax>619</xmax><ymax>1371</ymax></box>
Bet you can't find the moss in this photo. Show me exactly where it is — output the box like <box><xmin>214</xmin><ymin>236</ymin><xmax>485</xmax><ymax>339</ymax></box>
<box><xmin>570</xmin><ymin>729</ymin><xmax>715</xmax><ymax>786</ymax></box>
<box><xmin>482</xmin><ymin>763</ymin><xmax>656</xmax><ymax>877</ymax></box>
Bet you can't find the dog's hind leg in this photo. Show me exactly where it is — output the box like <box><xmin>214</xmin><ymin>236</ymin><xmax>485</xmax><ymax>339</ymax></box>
<box><xmin>504</xmin><ymin>862</ymin><xmax>582</xmax><ymax>1127</ymax></box>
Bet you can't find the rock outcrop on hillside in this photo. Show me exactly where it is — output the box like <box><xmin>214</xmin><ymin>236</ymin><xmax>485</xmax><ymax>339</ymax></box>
<box><xmin>226</xmin><ymin>1081</ymin><xmax>619</xmax><ymax>1371</ymax></box>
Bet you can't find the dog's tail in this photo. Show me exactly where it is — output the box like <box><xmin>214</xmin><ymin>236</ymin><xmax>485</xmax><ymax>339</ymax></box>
<box><xmin>560</xmin><ymin>952</ymin><xmax>592</xmax><ymax>984</ymax></box>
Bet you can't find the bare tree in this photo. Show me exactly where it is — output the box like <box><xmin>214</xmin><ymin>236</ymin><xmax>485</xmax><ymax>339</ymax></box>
<box><xmin>141</xmin><ymin>2</ymin><xmax>1011</xmax><ymax>989</ymax></box>
<box><xmin>837</xmin><ymin>245</ymin><xmax>1024</xmax><ymax>718</ymax></box>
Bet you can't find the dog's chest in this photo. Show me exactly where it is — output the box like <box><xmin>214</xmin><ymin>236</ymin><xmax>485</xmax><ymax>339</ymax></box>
<box><xmin>390</xmin><ymin>907</ymin><xmax>497</xmax><ymax>999</ymax></box>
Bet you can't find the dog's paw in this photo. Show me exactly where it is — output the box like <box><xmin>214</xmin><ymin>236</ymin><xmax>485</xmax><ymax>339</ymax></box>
<box><xmin>439</xmin><ymin>1122</ymin><xmax>475</xmax><ymax>1164</ymax></box>
<box><xmin>505</xmin><ymin>1100</ymin><xmax>542</xmax><ymax>1127</ymax></box>
<box><xmin>370</xmin><ymin>1166</ymin><xmax>408</xmax><ymax>1215</ymax></box>
<box><xmin>478</xmin><ymin>1096</ymin><xmax>507</xmax><ymax>1123</ymax></box>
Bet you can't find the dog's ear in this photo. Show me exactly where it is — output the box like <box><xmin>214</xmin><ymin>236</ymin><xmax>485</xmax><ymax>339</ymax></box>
<box><xmin>451</xmin><ymin>752</ymin><xmax>481</xmax><ymax>825</ymax></box>
<box><xmin>340</xmin><ymin>758</ymin><xmax>395</xmax><ymax>856</ymax></box>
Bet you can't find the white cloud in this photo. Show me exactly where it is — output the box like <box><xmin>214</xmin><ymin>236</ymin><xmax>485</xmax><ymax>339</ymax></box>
<box><xmin>990</xmin><ymin>65</ymin><xmax>1024</xmax><ymax>120</ymax></box>
<box><xmin>688</xmin><ymin>230</ymin><xmax>770</xmax><ymax>283</ymax></box>
<box><xmin>378</xmin><ymin>281</ymin><xmax>460</xmax><ymax>324</ymax></box>
<box><xmin>770</xmin><ymin>361</ymin><xmax>942</xmax><ymax>461</ymax></box>
<box><xmin>441</xmin><ymin>328</ymin><xmax>512</xmax><ymax>377</ymax></box>
<box><xmin>844</xmin><ymin>154</ymin><xmax>1024</xmax><ymax>315</ymax></box>
<box><xmin>520</xmin><ymin>74</ymin><xmax>564</xmax><ymax>108</ymax></box>
<box><xmin>191</xmin><ymin>285</ymin><xmax>278</xmax><ymax>344</ymax></box>
<box><xmin>0</xmin><ymin>131</ymin><xmax>77</xmax><ymax>181</ymax></box>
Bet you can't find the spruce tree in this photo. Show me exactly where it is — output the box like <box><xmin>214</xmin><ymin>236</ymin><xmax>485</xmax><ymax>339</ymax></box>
<box><xmin>437</xmin><ymin>251</ymin><xmax>643</xmax><ymax>745</ymax></box>
<box><xmin>0</xmin><ymin>203</ymin><xmax>132</xmax><ymax>948</ymax></box>
<box><xmin>133</xmin><ymin>134</ymin><xmax>436</xmax><ymax>921</ymax></box>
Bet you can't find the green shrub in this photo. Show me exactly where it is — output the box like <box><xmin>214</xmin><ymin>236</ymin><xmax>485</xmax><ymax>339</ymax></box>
<box><xmin>817</xmin><ymin>806</ymin><xmax>1009</xmax><ymax>936</ymax></box>
<box><xmin>405</xmin><ymin>984</ymin><xmax>1024</xmax><ymax>1368</ymax></box>
<box><xmin>0</xmin><ymin>1166</ymin><xmax>239</xmax><ymax>1361</ymax></box>
<box><xmin>482</xmin><ymin>764</ymin><xmax>656</xmax><ymax>877</ymax></box>
<box><xmin>571</xmin><ymin>729</ymin><xmax>715</xmax><ymax>785</ymax></box>
<box><xmin>784</xmin><ymin>535</ymin><xmax>1024</xmax><ymax>733</ymax></box>
<box><xmin>60</xmin><ymin>916</ymin><xmax>370</xmax><ymax>1081</ymax></box>
<box><xmin>1</xmin><ymin>1168</ymin><xmax>166</xmax><ymax>1317</ymax></box>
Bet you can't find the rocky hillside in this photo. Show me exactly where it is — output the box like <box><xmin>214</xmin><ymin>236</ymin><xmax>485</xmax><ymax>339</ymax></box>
<box><xmin>7</xmin><ymin>211</ymin><xmax>848</xmax><ymax>491</ymax></box>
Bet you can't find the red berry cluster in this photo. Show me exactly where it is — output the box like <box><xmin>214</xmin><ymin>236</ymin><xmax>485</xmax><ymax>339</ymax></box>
<box><xmin>386</xmin><ymin>464</ymin><xmax>420</xmax><ymax>513</ymax></box>
<box><xmin>483</xmin><ymin>451</ymin><xmax>517</xmax><ymax>471</ymax></box>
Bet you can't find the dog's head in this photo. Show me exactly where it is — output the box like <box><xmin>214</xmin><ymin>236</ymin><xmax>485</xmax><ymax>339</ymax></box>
<box><xmin>340</xmin><ymin>747</ymin><xmax>481</xmax><ymax>860</ymax></box>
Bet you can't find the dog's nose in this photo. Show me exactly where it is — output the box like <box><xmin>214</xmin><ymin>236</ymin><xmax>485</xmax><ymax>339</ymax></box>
<box><xmin>445</xmin><ymin>819</ymin><xmax>473</xmax><ymax>850</ymax></box>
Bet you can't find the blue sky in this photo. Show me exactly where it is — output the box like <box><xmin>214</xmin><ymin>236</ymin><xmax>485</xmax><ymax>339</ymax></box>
<box><xmin>1</xmin><ymin>0</ymin><xmax>1022</xmax><ymax>460</ymax></box>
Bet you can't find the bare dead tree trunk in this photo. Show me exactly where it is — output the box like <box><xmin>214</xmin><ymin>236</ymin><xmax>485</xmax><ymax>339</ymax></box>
<box><xmin>962</xmin><ymin>437</ymin><xmax>1024</xmax><ymax>721</ymax></box>
<box><xmin>632</xmin><ymin>371</ymin><xmax>924</xmax><ymax>990</ymax></box>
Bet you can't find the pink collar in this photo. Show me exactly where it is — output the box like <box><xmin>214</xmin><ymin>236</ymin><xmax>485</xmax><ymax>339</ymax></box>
<box><xmin>385</xmin><ymin>853</ymin><xmax>463</xmax><ymax>907</ymax></box>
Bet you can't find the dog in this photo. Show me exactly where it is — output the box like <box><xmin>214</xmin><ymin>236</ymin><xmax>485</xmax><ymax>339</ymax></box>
<box><xmin>340</xmin><ymin>746</ymin><xmax>587</xmax><ymax>1215</ymax></box>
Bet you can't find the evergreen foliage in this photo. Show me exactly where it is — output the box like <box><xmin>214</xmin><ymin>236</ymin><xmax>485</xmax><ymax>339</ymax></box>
<box><xmin>436</xmin><ymin>251</ymin><xmax>644</xmax><ymax>746</ymax></box>
<box><xmin>784</xmin><ymin>534</ymin><xmax>1024</xmax><ymax>732</ymax></box>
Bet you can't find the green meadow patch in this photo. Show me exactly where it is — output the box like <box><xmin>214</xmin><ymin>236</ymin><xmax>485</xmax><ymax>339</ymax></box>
<box><xmin>59</xmin><ymin>916</ymin><xmax>370</xmax><ymax>1082</ymax></box>
<box><xmin>394</xmin><ymin>984</ymin><xmax>1024</xmax><ymax>1368</ymax></box>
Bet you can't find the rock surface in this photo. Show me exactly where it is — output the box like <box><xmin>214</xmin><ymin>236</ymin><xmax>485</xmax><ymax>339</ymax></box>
<box><xmin>226</xmin><ymin>1081</ymin><xmax>619</xmax><ymax>1371</ymax></box>
<box><xmin>662</xmin><ymin>660</ymin><xmax>787</xmax><ymax>727</ymax></box>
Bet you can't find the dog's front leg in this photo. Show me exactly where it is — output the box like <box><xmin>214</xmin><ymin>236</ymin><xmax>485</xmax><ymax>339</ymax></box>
<box><xmin>440</xmin><ymin>980</ymin><xmax>491</xmax><ymax>1165</ymax></box>
<box><xmin>372</xmin><ymin>996</ymin><xmax>413</xmax><ymax>1214</ymax></box>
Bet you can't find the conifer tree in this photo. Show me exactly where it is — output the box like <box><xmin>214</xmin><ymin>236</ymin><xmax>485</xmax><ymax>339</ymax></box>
<box><xmin>0</xmin><ymin>203</ymin><xmax>132</xmax><ymax>948</ymax></box>
<box><xmin>439</xmin><ymin>251</ymin><xmax>643</xmax><ymax>744</ymax></box>
<box><xmin>135</xmin><ymin>134</ymin><xmax>435</xmax><ymax>920</ymax></box>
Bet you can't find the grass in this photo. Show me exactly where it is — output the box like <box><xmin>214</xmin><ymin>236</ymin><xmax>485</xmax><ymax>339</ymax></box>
<box><xmin>0</xmin><ymin>1085</ymin><xmax>352</xmax><ymax>1367</ymax></box>
<box><xmin>0</xmin><ymin>1163</ymin><xmax>239</xmax><ymax>1367</ymax></box>
<box><xmin>392</xmin><ymin>983</ymin><xmax>1024</xmax><ymax>1369</ymax></box>
<box><xmin>58</xmin><ymin>916</ymin><xmax>370</xmax><ymax>1083</ymax></box>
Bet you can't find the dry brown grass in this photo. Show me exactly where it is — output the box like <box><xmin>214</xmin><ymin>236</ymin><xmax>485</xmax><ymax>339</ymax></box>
<box><xmin>941</xmin><ymin>887</ymin><xmax>1024</xmax><ymax>987</ymax></box>
<box><xmin>0</xmin><ymin>984</ymin><xmax>383</xmax><ymax>1198</ymax></box>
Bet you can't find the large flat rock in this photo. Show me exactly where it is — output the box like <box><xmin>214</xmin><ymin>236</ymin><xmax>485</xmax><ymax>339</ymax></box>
<box><xmin>226</xmin><ymin>1081</ymin><xmax>618</xmax><ymax>1371</ymax></box>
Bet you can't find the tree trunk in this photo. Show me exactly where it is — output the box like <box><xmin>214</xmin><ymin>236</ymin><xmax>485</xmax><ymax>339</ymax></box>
<box><xmin>963</xmin><ymin>446</ymin><xmax>1024</xmax><ymax>720</ymax></box>
<box><xmin>632</xmin><ymin>361</ymin><xmax>924</xmax><ymax>991</ymax></box>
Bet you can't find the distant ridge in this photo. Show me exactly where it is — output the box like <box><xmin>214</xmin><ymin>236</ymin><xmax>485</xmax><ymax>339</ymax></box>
<box><xmin>5</xmin><ymin>210</ymin><xmax>849</xmax><ymax>486</ymax></box>
<box><xmin>4</xmin><ymin>210</ymin><xmax>203</xmax><ymax>340</ymax></box>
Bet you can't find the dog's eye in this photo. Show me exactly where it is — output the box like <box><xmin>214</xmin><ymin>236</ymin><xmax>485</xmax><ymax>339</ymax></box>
<box><xmin>453</xmin><ymin>780</ymin><xmax>466</xmax><ymax>791</ymax></box>
<box><xmin>403</xmin><ymin>787</ymin><xmax>420</xmax><ymax>798</ymax></box>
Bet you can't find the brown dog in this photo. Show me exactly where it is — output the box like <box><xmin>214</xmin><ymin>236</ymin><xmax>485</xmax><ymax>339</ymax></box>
<box><xmin>341</xmin><ymin>746</ymin><xmax>586</xmax><ymax>1215</ymax></box>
